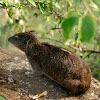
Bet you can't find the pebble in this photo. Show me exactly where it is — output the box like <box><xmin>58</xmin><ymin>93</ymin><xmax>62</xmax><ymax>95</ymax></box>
<box><xmin>21</xmin><ymin>60</ymin><xmax>26</xmax><ymax>64</ymax></box>
<box><xmin>14</xmin><ymin>57</ymin><xmax>19</xmax><ymax>60</ymax></box>
<box><xmin>25</xmin><ymin>71</ymin><xmax>32</xmax><ymax>77</ymax></box>
<box><xmin>8</xmin><ymin>77</ymin><xmax>14</xmax><ymax>83</ymax></box>
<box><xmin>19</xmin><ymin>80</ymin><xmax>24</xmax><ymax>85</ymax></box>
<box><xmin>91</xmin><ymin>92</ymin><xmax>94</xmax><ymax>96</ymax></box>
<box><xmin>26</xmin><ymin>82</ymin><xmax>31</xmax><ymax>87</ymax></box>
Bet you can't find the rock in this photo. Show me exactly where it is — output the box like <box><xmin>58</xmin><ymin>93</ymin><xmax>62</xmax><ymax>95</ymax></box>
<box><xmin>0</xmin><ymin>47</ymin><xmax>100</xmax><ymax>100</ymax></box>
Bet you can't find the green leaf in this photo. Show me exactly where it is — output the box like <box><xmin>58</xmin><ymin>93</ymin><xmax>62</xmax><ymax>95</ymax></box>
<box><xmin>0</xmin><ymin>2</ymin><xmax>6</xmax><ymax>6</ymax></box>
<box><xmin>49</xmin><ymin>1</ymin><xmax>53</xmax><ymax>11</ymax></box>
<box><xmin>7</xmin><ymin>10</ymin><xmax>13</xmax><ymax>17</ymax></box>
<box><xmin>14</xmin><ymin>3</ymin><xmax>20</xmax><ymax>8</ymax></box>
<box><xmin>90</xmin><ymin>1</ymin><xmax>99</xmax><ymax>11</ymax></box>
<box><xmin>59</xmin><ymin>17</ymin><xmax>64</xmax><ymax>24</ymax></box>
<box><xmin>54</xmin><ymin>2</ymin><xmax>60</xmax><ymax>9</ymax></box>
<box><xmin>0</xmin><ymin>96</ymin><xmax>5</xmax><ymax>100</ymax></box>
<box><xmin>75</xmin><ymin>32</ymin><xmax>78</xmax><ymax>41</ymax></box>
<box><xmin>28</xmin><ymin>0</ymin><xmax>36</xmax><ymax>6</ymax></box>
<box><xmin>38</xmin><ymin>3</ymin><xmax>44</xmax><ymax>13</ymax></box>
<box><xmin>61</xmin><ymin>17</ymin><xmax>78</xmax><ymax>40</ymax></box>
<box><xmin>0</xmin><ymin>2</ymin><xmax>6</xmax><ymax>9</ymax></box>
<box><xmin>6</xmin><ymin>0</ymin><xmax>9</xmax><ymax>6</ymax></box>
<box><xmin>80</xmin><ymin>15</ymin><xmax>95</xmax><ymax>42</ymax></box>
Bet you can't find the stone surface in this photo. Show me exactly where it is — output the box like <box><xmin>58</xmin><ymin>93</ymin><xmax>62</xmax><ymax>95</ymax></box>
<box><xmin>0</xmin><ymin>47</ymin><xmax>100</xmax><ymax>100</ymax></box>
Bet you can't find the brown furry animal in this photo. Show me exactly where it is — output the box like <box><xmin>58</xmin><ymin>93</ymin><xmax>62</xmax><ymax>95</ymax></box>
<box><xmin>8</xmin><ymin>31</ymin><xmax>91</xmax><ymax>94</ymax></box>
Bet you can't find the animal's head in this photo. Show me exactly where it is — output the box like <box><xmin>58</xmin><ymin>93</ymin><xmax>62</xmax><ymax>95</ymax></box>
<box><xmin>8</xmin><ymin>30</ymin><xmax>37</xmax><ymax>51</ymax></box>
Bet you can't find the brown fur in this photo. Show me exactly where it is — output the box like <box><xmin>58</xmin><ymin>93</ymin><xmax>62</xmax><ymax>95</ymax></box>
<box><xmin>8</xmin><ymin>31</ymin><xmax>91</xmax><ymax>94</ymax></box>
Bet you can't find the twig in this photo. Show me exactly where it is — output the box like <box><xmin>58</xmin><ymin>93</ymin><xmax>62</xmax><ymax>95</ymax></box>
<box><xmin>67</xmin><ymin>45</ymin><xmax>100</xmax><ymax>58</ymax></box>
<box><xmin>82</xmin><ymin>49</ymin><xmax>100</xmax><ymax>53</ymax></box>
<box><xmin>53</xmin><ymin>10</ymin><xmax>65</xmax><ymax>18</ymax></box>
<box><xmin>0</xmin><ymin>3</ymin><xmax>15</xmax><ymax>8</ymax></box>
<box><xmin>69</xmin><ymin>45</ymin><xmax>100</xmax><ymax>53</ymax></box>
<box><xmin>46</xmin><ymin>10</ymin><xmax>65</xmax><ymax>19</ymax></box>
<box><xmin>68</xmin><ymin>45</ymin><xmax>80</xmax><ymax>51</ymax></box>
<box><xmin>82</xmin><ymin>0</ymin><xmax>100</xmax><ymax>22</ymax></box>
<box><xmin>38</xmin><ymin>36</ymin><xmax>100</xmax><ymax>54</ymax></box>
<box><xmin>0</xmin><ymin>3</ymin><xmax>32</xmax><ymax>9</ymax></box>
<box><xmin>51</xmin><ymin>27</ymin><xmax>62</xmax><ymax>30</ymax></box>
<box><xmin>37</xmin><ymin>35</ymin><xmax>64</xmax><ymax>44</ymax></box>
<box><xmin>84</xmin><ymin>52</ymin><xmax>93</xmax><ymax>58</ymax></box>
<box><xmin>0</xmin><ymin>6</ymin><xmax>15</xmax><ymax>8</ymax></box>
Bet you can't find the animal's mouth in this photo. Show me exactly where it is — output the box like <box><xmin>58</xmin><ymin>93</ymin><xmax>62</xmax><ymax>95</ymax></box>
<box><xmin>8</xmin><ymin>37</ymin><xmax>14</xmax><ymax>43</ymax></box>
<box><xmin>8</xmin><ymin>38</ymin><xmax>11</xmax><ymax>43</ymax></box>
<box><xmin>8</xmin><ymin>37</ymin><xmax>18</xmax><ymax>47</ymax></box>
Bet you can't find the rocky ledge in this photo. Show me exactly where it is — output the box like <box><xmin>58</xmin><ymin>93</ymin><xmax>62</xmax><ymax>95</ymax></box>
<box><xmin>0</xmin><ymin>47</ymin><xmax>100</xmax><ymax>100</ymax></box>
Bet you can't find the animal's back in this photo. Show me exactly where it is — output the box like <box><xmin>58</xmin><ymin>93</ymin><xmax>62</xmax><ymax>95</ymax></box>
<box><xmin>38</xmin><ymin>43</ymin><xmax>91</xmax><ymax>93</ymax></box>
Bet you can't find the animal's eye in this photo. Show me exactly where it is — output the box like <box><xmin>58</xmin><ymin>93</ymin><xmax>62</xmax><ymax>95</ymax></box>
<box><xmin>15</xmin><ymin>35</ymin><xmax>19</xmax><ymax>38</ymax></box>
<box><xmin>22</xmin><ymin>35</ymin><xmax>30</xmax><ymax>43</ymax></box>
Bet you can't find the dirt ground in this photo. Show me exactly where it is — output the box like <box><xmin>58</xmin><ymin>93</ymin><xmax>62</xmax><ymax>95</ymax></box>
<box><xmin>0</xmin><ymin>47</ymin><xmax>100</xmax><ymax>100</ymax></box>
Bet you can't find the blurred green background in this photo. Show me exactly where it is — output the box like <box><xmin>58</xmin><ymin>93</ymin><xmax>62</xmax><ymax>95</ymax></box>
<box><xmin>0</xmin><ymin>0</ymin><xmax>100</xmax><ymax>80</ymax></box>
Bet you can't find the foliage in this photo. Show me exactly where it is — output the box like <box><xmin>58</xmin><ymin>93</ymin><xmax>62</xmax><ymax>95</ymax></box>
<box><xmin>61</xmin><ymin>17</ymin><xmax>78</xmax><ymax>40</ymax></box>
<box><xmin>28</xmin><ymin>0</ymin><xmax>36</xmax><ymax>6</ymax></box>
<box><xmin>0</xmin><ymin>96</ymin><xmax>5</xmax><ymax>100</ymax></box>
<box><xmin>0</xmin><ymin>0</ymin><xmax>100</xmax><ymax>80</ymax></box>
<box><xmin>80</xmin><ymin>15</ymin><xmax>95</xmax><ymax>42</ymax></box>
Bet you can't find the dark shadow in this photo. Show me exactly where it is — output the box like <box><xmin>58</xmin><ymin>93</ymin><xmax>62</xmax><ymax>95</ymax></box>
<box><xmin>10</xmin><ymin>68</ymin><xmax>83</xmax><ymax>99</ymax></box>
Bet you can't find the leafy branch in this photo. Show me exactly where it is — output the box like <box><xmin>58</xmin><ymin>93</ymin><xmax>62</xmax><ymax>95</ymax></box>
<box><xmin>0</xmin><ymin>3</ymin><xmax>15</xmax><ymax>8</ymax></box>
<box><xmin>0</xmin><ymin>2</ymin><xmax>32</xmax><ymax>9</ymax></box>
<box><xmin>51</xmin><ymin>27</ymin><xmax>62</xmax><ymax>30</ymax></box>
<box><xmin>37</xmin><ymin>35</ymin><xmax>64</xmax><ymax>44</ymax></box>
<box><xmin>0</xmin><ymin>0</ymin><xmax>100</xmax><ymax>51</ymax></box>
<box><xmin>82</xmin><ymin>0</ymin><xmax>100</xmax><ymax>22</ymax></box>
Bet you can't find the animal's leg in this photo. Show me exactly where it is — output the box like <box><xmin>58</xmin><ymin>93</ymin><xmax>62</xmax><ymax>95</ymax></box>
<box><xmin>63</xmin><ymin>79</ymin><xmax>89</xmax><ymax>94</ymax></box>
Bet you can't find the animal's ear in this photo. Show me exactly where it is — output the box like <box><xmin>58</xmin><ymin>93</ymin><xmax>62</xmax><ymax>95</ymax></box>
<box><xmin>22</xmin><ymin>35</ymin><xmax>30</xmax><ymax>42</ymax></box>
<box><xmin>30</xmin><ymin>30</ymin><xmax>35</xmax><ymax>34</ymax></box>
